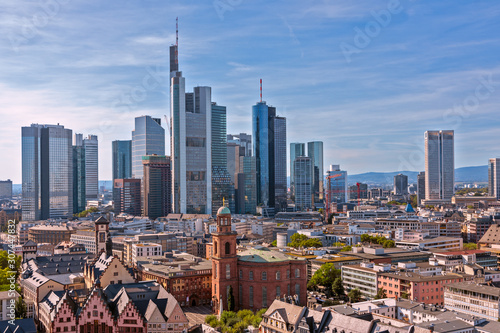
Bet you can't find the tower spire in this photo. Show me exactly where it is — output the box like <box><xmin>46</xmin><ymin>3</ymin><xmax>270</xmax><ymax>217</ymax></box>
<box><xmin>260</xmin><ymin>78</ymin><xmax>262</xmax><ymax>102</ymax></box>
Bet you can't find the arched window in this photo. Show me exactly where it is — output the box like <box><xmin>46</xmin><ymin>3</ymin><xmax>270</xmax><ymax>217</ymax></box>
<box><xmin>249</xmin><ymin>271</ymin><xmax>254</xmax><ymax>280</ymax></box>
<box><xmin>262</xmin><ymin>271</ymin><xmax>267</xmax><ymax>280</ymax></box>
<box><xmin>295</xmin><ymin>269</ymin><xmax>300</xmax><ymax>278</ymax></box>
<box><xmin>214</xmin><ymin>241</ymin><xmax>218</xmax><ymax>255</ymax></box>
<box><xmin>225</xmin><ymin>242</ymin><xmax>231</xmax><ymax>255</ymax></box>
<box><xmin>276</xmin><ymin>271</ymin><xmax>281</xmax><ymax>280</ymax></box>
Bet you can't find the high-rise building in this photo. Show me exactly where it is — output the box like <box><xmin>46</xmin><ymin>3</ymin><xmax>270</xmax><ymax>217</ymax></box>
<box><xmin>252</xmin><ymin>101</ymin><xmax>287</xmax><ymax>213</ymax></box>
<box><xmin>112</xmin><ymin>140</ymin><xmax>132</xmax><ymax>181</ymax></box>
<box><xmin>83</xmin><ymin>135</ymin><xmax>98</xmax><ymax>201</ymax></box>
<box><xmin>307</xmin><ymin>141</ymin><xmax>324</xmax><ymax>203</ymax></box>
<box><xmin>227</xmin><ymin>143</ymin><xmax>244</xmax><ymax>184</ymax></box>
<box><xmin>142</xmin><ymin>155</ymin><xmax>172</xmax><ymax>220</ymax></box>
<box><xmin>0</xmin><ymin>180</ymin><xmax>12</xmax><ymax>199</ymax></box>
<box><xmin>294</xmin><ymin>156</ymin><xmax>312</xmax><ymax>210</ymax></box>
<box><xmin>170</xmin><ymin>36</ymin><xmax>212</xmax><ymax>214</ymax></box>
<box><xmin>488</xmin><ymin>158</ymin><xmax>500</xmax><ymax>200</ymax></box>
<box><xmin>425</xmin><ymin>130</ymin><xmax>454</xmax><ymax>201</ymax></box>
<box><xmin>113</xmin><ymin>179</ymin><xmax>141</xmax><ymax>216</ymax></box>
<box><xmin>227</xmin><ymin>133</ymin><xmax>252</xmax><ymax>157</ymax></box>
<box><xmin>290</xmin><ymin>143</ymin><xmax>305</xmax><ymax>196</ymax></box>
<box><xmin>131</xmin><ymin>116</ymin><xmax>165</xmax><ymax>180</ymax></box>
<box><xmin>417</xmin><ymin>171</ymin><xmax>425</xmax><ymax>205</ymax></box>
<box><xmin>349</xmin><ymin>183</ymin><xmax>368</xmax><ymax>200</ymax></box>
<box><xmin>22</xmin><ymin>124</ymin><xmax>73</xmax><ymax>220</ymax></box>
<box><xmin>325</xmin><ymin>164</ymin><xmax>348</xmax><ymax>206</ymax></box>
<box><xmin>234</xmin><ymin>156</ymin><xmax>257</xmax><ymax>215</ymax></box>
<box><xmin>212</xmin><ymin>103</ymin><xmax>232</xmax><ymax>216</ymax></box>
<box><xmin>393</xmin><ymin>173</ymin><xmax>408</xmax><ymax>196</ymax></box>
<box><xmin>73</xmin><ymin>134</ymin><xmax>86</xmax><ymax>214</ymax></box>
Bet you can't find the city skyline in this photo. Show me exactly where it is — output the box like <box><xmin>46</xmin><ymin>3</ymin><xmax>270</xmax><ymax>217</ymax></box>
<box><xmin>2</xmin><ymin>1</ymin><xmax>500</xmax><ymax>183</ymax></box>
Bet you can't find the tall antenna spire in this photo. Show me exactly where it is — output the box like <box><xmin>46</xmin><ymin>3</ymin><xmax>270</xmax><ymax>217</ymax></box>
<box><xmin>260</xmin><ymin>78</ymin><xmax>262</xmax><ymax>102</ymax></box>
<box><xmin>175</xmin><ymin>17</ymin><xmax>178</xmax><ymax>65</ymax></box>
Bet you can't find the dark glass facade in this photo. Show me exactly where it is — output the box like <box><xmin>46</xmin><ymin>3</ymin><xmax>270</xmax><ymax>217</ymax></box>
<box><xmin>142</xmin><ymin>155</ymin><xmax>172</xmax><ymax>220</ymax></box>
<box><xmin>307</xmin><ymin>141</ymin><xmax>324</xmax><ymax>203</ymax></box>
<box><xmin>112</xmin><ymin>140</ymin><xmax>132</xmax><ymax>182</ymax></box>
<box><xmin>132</xmin><ymin>116</ymin><xmax>165</xmax><ymax>180</ymax></box>
<box><xmin>114</xmin><ymin>178</ymin><xmax>141</xmax><ymax>216</ymax></box>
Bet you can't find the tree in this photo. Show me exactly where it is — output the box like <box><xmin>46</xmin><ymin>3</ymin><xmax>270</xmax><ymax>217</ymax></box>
<box><xmin>348</xmin><ymin>288</ymin><xmax>362</xmax><ymax>303</ymax></box>
<box><xmin>340</xmin><ymin>245</ymin><xmax>352</xmax><ymax>252</ymax></box>
<box><xmin>401</xmin><ymin>292</ymin><xmax>409</xmax><ymax>299</ymax></box>
<box><xmin>227</xmin><ymin>286</ymin><xmax>235</xmax><ymax>312</ymax></box>
<box><xmin>375</xmin><ymin>288</ymin><xmax>387</xmax><ymax>300</ymax></box>
<box><xmin>410</xmin><ymin>194</ymin><xmax>418</xmax><ymax>208</ymax></box>
<box><xmin>382</xmin><ymin>240</ymin><xmax>395</xmax><ymax>248</ymax></box>
<box><xmin>332</xmin><ymin>277</ymin><xmax>345</xmax><ymax>299</ymax></box>
<box><xmin>307</xmin><ymin>263</ymin><xmax>341</xmax><ymax>296</ymax></box>
<box><xmin>463</xmin><ymin>243</ymin><xmax>477</xmax><ymax>250</ymax></box>
<box><xmin>15</xmin><ymin>297</ymin><xmax>26</xmax><ymax>319</ymax></box>
<box><xmin>302</xmin><ymin>238</ymin><xmax>323</xmax><ymax>248</ymax></box>
<box><xmin>270</xmin><ymin>240</ymin><xmax>277</xmax><ymax>247</ymax></box>
<box><xmin>288</xmin><ymin>233</ymin><xmax>322</xmax><ymax>248</ymax></box>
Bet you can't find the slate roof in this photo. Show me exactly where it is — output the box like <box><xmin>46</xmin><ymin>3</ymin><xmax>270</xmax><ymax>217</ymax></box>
<box><xmin>0</xmin><ymin>319</ymin><xmax>37</xmax><ymax>333</ymax></box>
<box><xmin>26</xmin><ymin>253</ymin><xmax>93</xmax><ymax>275</ymax></box>
<box><xmin>479</xmin><ymin>224</ymin><xmax>500</xmax><ymax>245</ymax></box>
<box><xmin>238</xmin><ymin>249</ymin><xmax>306</xmax><ymax>263</ymax></box>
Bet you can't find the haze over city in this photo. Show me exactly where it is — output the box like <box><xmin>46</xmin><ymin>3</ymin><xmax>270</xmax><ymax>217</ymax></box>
<box><xmin>1</xmin><ymin>0</ymin><xmax>500</xmax><ymax>182</ymax></box>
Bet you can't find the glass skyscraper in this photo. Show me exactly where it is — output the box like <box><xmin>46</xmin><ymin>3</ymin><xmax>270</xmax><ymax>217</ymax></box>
<box><xmin>142</xmin><ymin>155</ymin><xmax>171</xmax><ymax>220</ymax></box>
<box><xmin>252</xmin><ymin>101</ymin><xmax>287</xmax><ymax>212</ymax></box>
<box><xmin>326</xmin><ymin>164</ymin><xmax>348</xmax><ymax>206</ymax></box>
<box><xmin>131</xmin><ymin>116</ymin><xmax>165</xmax><ymax>180</ymax></box>
<box><xmin>294</xmin><ymin>156</ymin><xmax>313</xmax><ymax>210</ymax></box>
<box><xmin>83</xmin><ymin>135</ymin><xmax>98</xmax><ymax>201</ymax></box>
<box><xmin>307</xmin><ymin>141</ymin><xmax>324</xmax><ymax>203</ymax></box>
<box><xmin>290</xmin><ymin>143</ymin><xmax>305</xmax><ymax>196</ymax></box>
<box><xmin>22</xmin><ymin>124</ymin><xmax>73</xmax><ymax>220</ymax></box>
<box><xmin>112</xmin><ymin>140</ymin><xmax>132</xmax><ymax>181</ymax></box>
<box><xmin>73</xmin><ymin>134</ymin><xmax>86</xmax><ymax>214</ymax></box>
<box><xmin>424</xmin><ymin>130</ymin><xmax>454</xmax><ymax>200</ymax></box>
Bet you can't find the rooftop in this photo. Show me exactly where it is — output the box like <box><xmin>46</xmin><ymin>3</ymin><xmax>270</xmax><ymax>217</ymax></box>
<box><xmin>238</xmin><ymin>248</ymin><xmax>305</xmax><ymax>263</ymax></box>
<box><xmin>446</xmin><ymin>282</ymin><xmax>500</xmax><ymax>297</ymax></box>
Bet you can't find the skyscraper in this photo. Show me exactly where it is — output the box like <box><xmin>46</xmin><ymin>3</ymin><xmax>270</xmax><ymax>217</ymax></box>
<box><xmin>22</xmin><ymin>124</ymin><xmax>73</xmax><ymax>220</ymax></box>
<box><xmin>0</xmin><ymin>180</ymin><xmax>12</xmax><ymax>199</ymax></box>
<box><xmin>488</xmin><ymin>158</ymin><xmax>500</xmax><ymax>200</ymax></box>
<box><xmin>131</xmin><ymin>116</ymin><xmax>165</xmax><ymax>180</ymax></box>
<box><xmin>307</xmin><ymin>141</ymin><xmax>324</xmax><ymax>203</ymax></box>
<box><xmin>142</xmin><ymin>155</ymin><xmax>172</xmax><ymax>220</ymax></box>
<box><xmin>112</xmin><ymin>140</ymin><xmax>132</xmax><ymax>181</ymax></box>
<box><xmin>73</xmin><ymin>134</ymin><xmax>86</xmax><ymax>214</ymax></box>
<box><xmin>294</xmin><ymin>156</ymin><xmax>312</xmax><ymax>210</ymax></box>
<box><xmin>83</xmin><ymin>135</ymin><xmax>98</xmax><ymax>201</ymax></box>
<box><xmin>393</xmin><ymin>173</ymin><xmax>408</xmax><ymax>196</ymax></box>
<box><xmin>227</xmin><ymin>133</ymin><xmax>252</xmax><ymax>157</ymax></box>
<box><xmin>417</xmin><ymin>171</ymin><xmax>425</xmax><ymax>205</ymax></box>
<box><xmin>252</xmin><ymin>101</ymin><xmax>287</xmax><ymax>213</ymax></box>
<box><xmin>290</xmin><ymin>143</ymin><xmax>305</xmax><ymax>196</ymax></box>
<box><xmin>425</xmin><ymin>130</ymin><xmax>454</xmax><ymax>201</ymax></box>
<box><xmin>325</xmin><ymin>164</ymin><xmax>348</xmax><ymax>206</ymax></box>
<box><xmin>235</xmin><ymin>156</ymin><xmax>257</xmax><ymax>215</ymax></box>
<box><xmin>212</xmin><ymin>103</ymin><xmax>232</xmax><ymax>216</ymax></box>
<box><xmin>113</xmin><ymin>178</ymin><xmax>141</xmax><ymax>216</ymax></box>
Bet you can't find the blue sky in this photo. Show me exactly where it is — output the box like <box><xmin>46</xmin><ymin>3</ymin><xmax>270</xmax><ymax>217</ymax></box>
<box><xmin>1</xmin><ymin>0</ymin><xmax>500</xmax><ymax>183</ymax></box>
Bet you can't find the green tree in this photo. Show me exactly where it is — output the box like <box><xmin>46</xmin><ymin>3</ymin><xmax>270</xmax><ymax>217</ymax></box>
<box><xmin>332</xmin><ymin>277</ymin><xmax>345</xmax><ymax>298</ymax></box>
<box><xmin>15</xmin><ymin>297</ymin><xmax>27</xmax><ymax>319</ymax></box>
<box><xmin>307</xmin><ymin>263</ymin><xmax>341</xmax><ymax>296</ymax></box>
<box><xmin>401</xmin><ymin>292</ymin><xmax>409</xmax><ymax>299</ymax></box>
<box><xmin>227</xmin><ymin>286</ymin><xmax>235</xmax><ymax>312</ymax></box>
<box><xmin>463</xmin><ymin>243</ymin><xmax>477</xmax><ymax>250</ymax></box>
<box><xmin>348</xmin><ymin>288</ymin><xmax>362</xmax><ymax>303</ymax></box>
<box><xmin>288</xmin><ymin>233</ymin><xmax>322</xmax><ymax>248</ymax></box>
<box><xmin>340</xmin><ymin>245</ymin><xmax>352</xmax><ymax>252</ymax></box>
<box><xmin>302</xmin><ymin>238</ymin><xmax>323</xmax><ymax>248</ymax></box>
<box><xmin>382</xmin><ymin>240</ymin><xmax>395</xmax><ymax>248</ymax></box>
<box><xmin>410</xmin><ymin>194</ymin><xmax>418</xmax><ymax>208</ymax></box>
<box><xmin>270</xmin><ymin>240</ymin><xmax>277</xmax><ymax>247</ymax></box>
<box><xmin>375</xmin><ymin>288</ymin><xmax>387</xmax><ymax>299</ymax></box>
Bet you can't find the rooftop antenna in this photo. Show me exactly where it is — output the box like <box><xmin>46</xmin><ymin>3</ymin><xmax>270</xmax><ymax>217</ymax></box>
<box><xmin>175</xmin><ymin>17</ymin><xmax>178</xmax><ymax>65</ymax></box>
<box><xmin>260</xmin><ymin>78</ymin><xmax>262</xmax><ymax>102</ymax></box>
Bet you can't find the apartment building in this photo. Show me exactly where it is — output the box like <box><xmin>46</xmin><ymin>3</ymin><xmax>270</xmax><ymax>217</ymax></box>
<box><xmin>445</xmin><ymin>282</ymin><xmax>500</xmax><ymax>321</ymax></box>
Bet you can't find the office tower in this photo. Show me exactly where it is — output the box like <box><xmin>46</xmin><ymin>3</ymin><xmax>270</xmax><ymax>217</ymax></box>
<box><xmin>131</xmin><ymin>116</ymin><xmax>165</xmax><ymax>180</ymax></box>
<box><xmin>307</xmin><ymin>141</ymin><xmax>324</xmax><ymax>203</ymax></box>
<box><xmin>211</xmin><ymin>103</ymin><xmax>232</xmax><ymax>216</ymax></box>
<box><xmin>22</xmin><ymin>124</ymin><xmax>73</xmax><ymax>220</ymax></box>
<box><xmin>234</xmin><ymin>156</ymin><xmax>257</xmax><ymax>214</ymax></box>
<box><xmin>112</xmin><ymin>140</ymin><xmax>132</xmax><ymax>181</ymax></box>
<box><xmin>294</xmin><ymin>156</ymin><xmax>312</xmax><ymax>210</ymax></box>
<box><xmin>290</xmin><ymin>143</ymin><xmax>305</xmax><ymax>196</ymax></box>
<box><xmin>325</xmin><ymin>164</ymin><xmax>348</xmax><ymax>205</ymax></box>
<box><xmin>417</xmin><ymin>171</ymin><xmax>425</xmax><ymax>205</ymax></box>
<box><xmin>227</xmin><ymin>133</ymin><xmax>252</xmax><ymax>156</ymax></box>
<box><xmin>252</xmin><ymin>101</ymin><xmax>287</xmax><ymax>213</ymax></box>
<box><xmin>73</xmin><ymin>134</ymin><xmax>86</xmax><ymax>214</ymax></box>
<box><xmin>0</xmin><ymin>180</ymin><xmax>12</xmax><ymax>199</ymax></box>
<box><xmin>113</xmin><ymin>179</ymin><xmax>141</xmax><ymax>216</ymax></box>
<box><xmin>227</xmin><ymin>142</ymin><xmax>244</xmax><ymax>184</ymax></box>
<box><xmin>393</xmin><ymin>173</ymin><xmax>408</xmax><ymax>196</ymax></box>
<box><xmin>142</xmin><ymin>155</ymin><xmax>172</xmax><ymax>220</ymax></box>
<box><xmin>83</xmin><ymin>135</ymin><xmax>98</xmax><ymax>201</ymax></box>
<box><xmin>349</xmin><ymin>183</ymin><xmax>368</xmax><ymax>200</ymax></box>
<box><xmin>488</xmin><ymin>158</ymin><xmax>500</xmax><ymax>200</ymax></box>
<box><xmin>425</xmin><ymin>130</ymin><xmax>454</xmax><ymax>200</ymax></box>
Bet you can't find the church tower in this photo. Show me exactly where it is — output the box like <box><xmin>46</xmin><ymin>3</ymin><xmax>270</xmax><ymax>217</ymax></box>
<box><xmin>212</xmin><ymin>206</ymin><xmax>238</xmax><ymax>313</ymax></box>
<box><xmin>94</xmin><ymin>216</ymin><xmax>110</xmax><ymax>255</ymax></box>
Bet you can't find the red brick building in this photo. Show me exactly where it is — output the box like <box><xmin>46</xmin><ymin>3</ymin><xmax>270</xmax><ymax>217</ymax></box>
<box><xmin>212</xmin><ymin>207</ymin><xmax>307</xmax><ymax>313</ymax></box>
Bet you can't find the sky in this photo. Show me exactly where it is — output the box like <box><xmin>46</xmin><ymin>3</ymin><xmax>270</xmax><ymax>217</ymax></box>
<box><xmin>1</xmin><ymin>0</ymin><xmax>500</xmax><ymax>183</ymax></box>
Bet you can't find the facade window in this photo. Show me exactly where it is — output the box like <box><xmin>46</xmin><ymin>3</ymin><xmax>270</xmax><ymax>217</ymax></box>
<box><xmin>215</xmin><ymin>264</ymin><xmax>218</xmax><ymax>278</ymax></box>
<box><xmin>214</xmin><ymin>284</ymin><xmax>217</xmax><ymax>295</ymax></box>
<box><xmin>287</xmin><ymin>270</ymin><xmax>290</xmax><ymax>279</ymax></box>
<box><xmin>295</xmin><ymin>284</ymin><xmax>300</xmax><ymax>302</ymax></box>
<box><xmin>249</xmin><ymin>271</ymin><xmax>254</xmax><ymax>280</ymax></box>
<box><xmin>225</xmin><ymin>242</ymin><xmax>231</xmax><ymax>255</ymax></box>
<box><xmin>276</xmin><ymin>271</ymin><xmax>281</xmax><ymax>280</ymax></box>
<box><xmin>249</xmin><ymin>286</ymin><xmax>254</xmax><ymax>307</ymax></box>
<box><xmin>276</xmin><ymin>286</ymin><xmax>281</xmax><ymax>298</ymax></box>
<box><xmin>214</xmin><ymin>241</ymin><xmax>218</xmax><ymax>255</ymax></box>
<box><xmin>262</xmin><ymin>287</ymin><xmax>267</xmax><ymax>307</ymax></box>
<box><xmin>262</xmin><ymin>271</ymin><xmax>267</xmax><ymax>280</ymax></box>
<box><xmin>226</xmin><ymin>264</ymin><xmax>231</xmax><ymax>279</ymax></box>
<box><xmin>239</xmin><ymin>270</ymin><xmax>243</xmax><ymax>279</ymax></box>
<box><xmin>239</xmin><ymin>285</ymin><xmax>243</xmax><ymax>305</ymax></box>
<box><xmin>295</xmin><ymin>269</ymin><xmax>300</xmax><ymax>278</ymax></box>
<box><xmin>288</xmin><ymin>284</ymin><xmax>290</xmax><ymax>296</ymax></box>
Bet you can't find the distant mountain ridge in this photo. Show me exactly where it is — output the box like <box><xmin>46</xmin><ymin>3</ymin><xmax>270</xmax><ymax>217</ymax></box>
<box><xmin>348</xmin><ymin>165</ymin><xmax>488</xmax><ymax>185</ymax></box>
